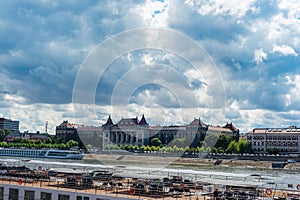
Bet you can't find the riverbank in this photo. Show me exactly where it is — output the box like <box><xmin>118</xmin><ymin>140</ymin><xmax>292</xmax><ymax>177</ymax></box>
<box><xmin>84</xmin><ymin>153</ymin><xmax>300</xmax><ymax>171</ymax></box>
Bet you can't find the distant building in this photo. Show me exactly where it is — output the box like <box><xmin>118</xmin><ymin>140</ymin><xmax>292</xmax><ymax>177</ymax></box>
<box><xmin>56</xmin><ymin>117</ymin><xmax>239</xmax><ymax>149</ymax></box>
<box><xmin>55</xmin><ymin>120</ymin><xmax>102</xmax><ymax>149</ymax></box>
<box><xmin>0</xmin><ymin>117</ymin><xmax>19</xmax><ymax>132</ymax></box>
<box><xmin>4</xmin><ymin>131</ymin><xmax>49</xmax><ymax>142</ymax></box>
<box><xmin>208</xmin><ymin>122</ymin><xmax>240</xmax><ymax>141</ymax></box>
<box><xmin>102</xmin><ymin>115</ymin><xmax>149</xmax><ymax>146</ymax></box>
<box><xmin>55</xmin><ymin>120</ymin><xmax>78</xmax><ymax>144</ymax></box>
<box><xmin>247</xmin><ymin>126</ymin><xmax>300</xmax><ymax>154</ymax></box>
<box><xmin>148</xmin><ymin>118</ymin><xmax>208</xmax><ymax>147</ymax></box>
<box><xmin>77</xmin><ymin>126</ymin><xmax>103</xmax><ymax>149</ymax></box>
<box><xmin>102</xmin><ymin>115</ymin><xmax>239</xmax><ymax>148</ymax></box>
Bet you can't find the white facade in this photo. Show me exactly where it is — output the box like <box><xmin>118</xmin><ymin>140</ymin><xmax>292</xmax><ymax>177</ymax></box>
<box><xmin>247</xmin><ymin>126</ymin><xmax>300</xmax><ymax>154</ymax></box>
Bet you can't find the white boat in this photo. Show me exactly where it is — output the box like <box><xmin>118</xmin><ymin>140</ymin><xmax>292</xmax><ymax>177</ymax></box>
<box><xmin>0</xmin><ymin>148</ymin><xmax>84</xmax><ymax>160</ymax></box>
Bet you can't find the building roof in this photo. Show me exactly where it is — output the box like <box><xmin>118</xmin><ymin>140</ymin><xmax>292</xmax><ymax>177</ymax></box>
<box><xmin>103</xmin><ymin>115</ymin><xmax>149</xmax><ymax>127</ymax></box>
<box><xmin>57</xmin><ymin>120</ymin><xmax>76</xmax><ymax>128</ymax></box>
<box><xmin>103</xmin><ymin>115</ymin><xmax>114</xmax><ymax>126</ymax></box>
<box><xmin>252</xmin><ymin>127</ymin><xmax>300</xmax><ymax>134</ymax></box>
<box><xmin>117</xmin><ymin>117</ymin><xmax>139</xmax><ymax>127</ymax></box>
<box><xmin>223</xmin><ymin>122</ymin><xmax>238</xmax><ymax>132</ymax></box>
<box><xmin>207</xmin><ymin>126</ymin><xmax>233</xmax><ymax>134</ymax></box>
<box><xmin>4</xmin><ymin>132</ymin><xmax>49</xmax><ymax>141</ymax></box>
<box><xmin>188</xmin><ymin>118</ymin><xmax>207</xmax><ymax>128</ymax></box>
<box><xmin>149</xmin><ymin>125</ymin><xmax>186</xmax><ymax>131</ymax></box>
<box><xmin>139</xmin><ymin>114</ymin><xmax>148</xmax><ymax>125</ymax></box>
<box><xmin>29</xmin><ymin>134</ymin><xmax>49</xmax><ymax>140</ymax></box>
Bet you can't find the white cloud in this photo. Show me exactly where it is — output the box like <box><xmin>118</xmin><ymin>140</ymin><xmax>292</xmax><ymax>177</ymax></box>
<box><xmin>278</xmin><ymin>0</ymin><xmax>300</xmax><ymax>19</ymax></box>
<box><xmin>285</xmin><ymin>74</ymin><xmax>300</xmax><ymax>108</ymax></box>
<box><xmin>2</xmin><ymin>0</ymin><xmax>300</xmax><ymax>133</ymax></box>
<box><xmin>184</xmin><ymin>0</ymin><xmax>257</xmax><ymax>17</ymax></box>
<box><xmin>141</xmin><ymin>53</ymin><xmax>154</xmax><ymax>65</ymax></box>
<box><xmin>128</xmin><ymin>0</ymin><xmax>169</xmax><ymax>27</ymax></box>
<box><xmin>271</xmin><ymin>44</ymin><xmax>298</xmax><ymax>56</ymax></box>
<box><xmin>253</xmin><ymin>48</ymin><xmax>267</xmax><ymax>64</ymax></box>
<box><xmin>2</xmin><ymin>94</ymin><xmax>27</xmax><ymax>105</ymax></box>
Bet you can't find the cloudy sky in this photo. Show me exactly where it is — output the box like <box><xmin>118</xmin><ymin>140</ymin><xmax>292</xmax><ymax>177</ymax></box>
<box><xmin>0</xmin><ymin>0</ymin><xmax>300</xmax><ymax>133</ymax></box>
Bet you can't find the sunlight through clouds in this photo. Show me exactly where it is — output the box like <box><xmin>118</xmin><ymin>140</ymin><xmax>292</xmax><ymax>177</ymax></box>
<box><xmin>0</xmin><ymin>0</ymin><xmax>300</xmax><ymax>133</ymax></box>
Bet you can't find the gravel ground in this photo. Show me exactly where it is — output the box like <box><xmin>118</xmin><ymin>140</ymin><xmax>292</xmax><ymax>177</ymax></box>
<box><xmin>83</xmin><ymin>153</ymin><xmax>300</xmax><ymax>171</ymax></box>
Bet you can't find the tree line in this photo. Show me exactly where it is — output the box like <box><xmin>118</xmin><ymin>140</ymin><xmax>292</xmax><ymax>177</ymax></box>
<box><xmin>0</xmin><ymin>129</ymin><xmax>78</xmax><ymax>150</ymax></box>
<box><xmin>0</xmin><ymin>139</ymin><xmax>78</xmax><ymax>150</ymax></box>
<box><xmin>104</xmin><ymin>134</ymin><xmax>252</xmax><ymax>154</ymax></box>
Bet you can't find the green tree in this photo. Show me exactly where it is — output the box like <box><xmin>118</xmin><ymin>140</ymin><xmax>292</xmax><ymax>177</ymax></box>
<box><xmin>226</xmin><ymin>139</ymin><xmax>250</xmax><ymax>154</ymax></box>
<box><xmin>205</xmin><ymin>147</ymin><xmax>212</xmax><ymax>153</ymax></box>
<box><xmin>151</xmin><ymin>137</ymin><xmax>162</xmax><ymax>147</ymax></box>
<box><xmin>215</xmin><ymin>135</ymin><xmax>234</xmax><ymax>150</ymax></box>
<box><xmin>173</xmin><ymin>145</ymin><xmax>180</xmax><ymax>152</ymax></box>
<box><xmin>237</xmin><ymin>139</ymin><xmax>248</xmax><ymax>154</ymax></box>
<box><xmin>12</xmin><ymin>138</ymin><xmax>22</xmax><ymax>143</ymax></box>
<box><xmin>140</xmin><ymin>145</ymin><xmax>146</xmax><ymax>152</ymax></box>
<box><xmin>66</xmin><ymin>140</ymin><xmax>78</xmax><ymax>148</ymax></box>
<box><xmin>0</xmin><ymin>129</ymin><xmax>11</xmax><ymax>141</ymax></box>
<box><xmin>86</xmin><ymin>144</ymin><xmax>92</xmax><ymax>150</ymax></box>
<box><xmin>165</xmin><ymin>146</ymin><xmax>173</xmax><ymax>153</ymax></box>
<box><xmin>185</xmin><ymin>146</ymin><xmax>191</xmax><ymax>153</ymax></box>
<box><xmin>0</xmin><ymin>142</ymin><xmax>8</xmax><ymax>147</ymax></box>
<box><xmin>160</xmin><ymin>146</ymin><xmax>167</xmax><ymax>152</ymax></box>
<box><xmin>45</xmin><ymin>137</ymin><xmax>53</xmax><ymax>144</ymax></box>
<box><xmin>49</xmin><ymin>135</ymin><xmax>57</xmax><ymax>144</ymax></box>
<box><xmin>145</xmin><ymin>145</ymin><xmax>151</xmax><ymax>152</ymax></box>
<box><xmin>211</xmin><ymin>147</ymin><xmax>218</xmax><ymax>153</ymax></box>
<box><xmin>226</xmin><ymin>141</ymin><xmax>236</xmax><ymax>153</ymax></box>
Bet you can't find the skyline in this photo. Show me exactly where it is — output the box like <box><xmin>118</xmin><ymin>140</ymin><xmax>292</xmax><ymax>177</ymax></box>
<box><xmin>0</xmin><ymin>1</ymin><xmax>300</xmax><ymax>134</ymax></box>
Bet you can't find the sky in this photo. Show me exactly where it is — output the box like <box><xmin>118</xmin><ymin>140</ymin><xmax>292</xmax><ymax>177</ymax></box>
<box><xmin>0</xmin><ymin>0</ymin><xmax>300</xmax><ymax>134</ymax></box>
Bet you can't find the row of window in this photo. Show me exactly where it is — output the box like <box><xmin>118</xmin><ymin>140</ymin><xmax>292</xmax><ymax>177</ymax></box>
<box><xmin>252</xmin><ymin>141</ymin><xmax>298</xmax><ymax>147</ymax></box>
<box><xmin>267</xmin><ymin>142</ymin><xmax>298</xmax><ymax>147</ymax></box>
<box><xmin>0</xmin><ymin>150</ymin><xmax>47</xmax><ymax>156</ymax></box>
<box><xmin>252</xmin><ymin>136</ymin><xmax>298</xmax><ymax>140</ymax></box>
<box><xmin>253</xmin><ymin>148</ymin><xmax>298</xmax><ymax>152</ymax></box>
<box><xmin>0</xmin><ymin>187</ymin><xmax>101</xmax><ymax>200</ymax></box>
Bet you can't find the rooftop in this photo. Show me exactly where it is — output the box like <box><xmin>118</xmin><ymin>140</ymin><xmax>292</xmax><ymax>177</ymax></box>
<box><xmin>252</xmin><ymin>127</ymin><xmax>300</xmax><ymax>134</ymax></box>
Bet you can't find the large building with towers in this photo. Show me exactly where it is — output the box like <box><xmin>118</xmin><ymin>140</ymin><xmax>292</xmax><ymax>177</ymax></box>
<box><xmin>102</xmin><ymin>115</ymin><xmax>239</xmax><ymax>147</ymax></box>
<box><xmin>56</xmin><ymin>115</ymin><xmax>239</xmax><ymax>149</ymax></box>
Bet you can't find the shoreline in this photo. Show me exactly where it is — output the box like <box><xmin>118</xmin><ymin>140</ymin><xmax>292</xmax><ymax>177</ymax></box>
<box><xmin>83</xmin><ymin>153</ymin><xmax>300</xmax><ymax>171</ymax></box>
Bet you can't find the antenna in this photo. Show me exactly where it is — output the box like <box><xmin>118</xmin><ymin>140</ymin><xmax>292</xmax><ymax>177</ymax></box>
<box><xmin>45</xmin><ymin>121</ymin><xmax>48</xmax><ymax>134</ymax></box>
